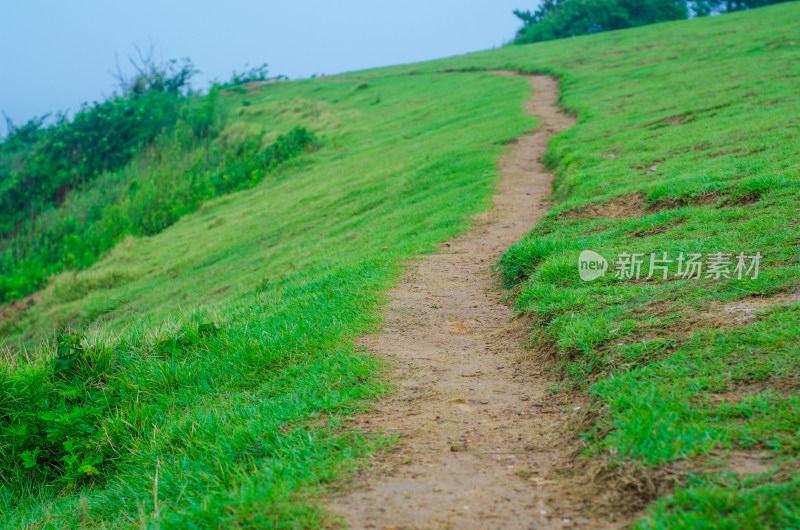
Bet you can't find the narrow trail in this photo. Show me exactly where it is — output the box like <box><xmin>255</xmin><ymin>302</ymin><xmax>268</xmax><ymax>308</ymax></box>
<box><xmin>329</xmin><ymin>73</ymin><xmax>594</xmax><ymax>529</ymax></box>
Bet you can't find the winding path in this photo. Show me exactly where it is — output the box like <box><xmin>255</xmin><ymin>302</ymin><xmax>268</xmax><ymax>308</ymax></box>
<box><xmin>329</xmin><ymin>73</ymin><xmax>592</xmax><ymax>529</ymax></box>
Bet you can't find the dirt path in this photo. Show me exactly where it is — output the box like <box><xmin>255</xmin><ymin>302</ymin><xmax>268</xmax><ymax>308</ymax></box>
<box><xmin>328</xmin><ymin>73</ymin><xmax>596</xmax><ymax>529</ymax></box>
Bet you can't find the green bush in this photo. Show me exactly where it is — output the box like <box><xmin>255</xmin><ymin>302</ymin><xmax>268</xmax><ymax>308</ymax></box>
<box><xmin>0</xmin><ymin>125</ymin><xmax>316</xmax><ymax>303</ymax></box>
<box><xmin>0</xmin><ymin>91</ymin><xmax>186</xmax><ymax>236</ymax></box>
<box><xmin>0</xmin><ymin>321</ymin><xmax>219</xmax><ymax>492</ymax></box>
<box><xmin>512</xmin><ymin>0</ymin><xmax>794</xmax><ymax>44</ymax></box>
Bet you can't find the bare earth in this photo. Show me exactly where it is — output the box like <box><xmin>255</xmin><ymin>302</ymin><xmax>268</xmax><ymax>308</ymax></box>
<box><xmin>328</xmin><ymin>73</ymin><xmax>604</xmax><ymax>529</ymax></box>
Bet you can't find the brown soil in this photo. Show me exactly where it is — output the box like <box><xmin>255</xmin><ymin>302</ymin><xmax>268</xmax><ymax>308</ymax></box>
<box><xmin>687</xmin><ymin>290</ymin><xmax>800</xmax><ymax>331</ymax></box>
<box><xmin>326</xmin><ymin>74</ymin><xmax>617</xmax><ymax>528</ymax></box>
<box><xmin>628</xmin><ymin>290</ymin><xmax>800</xmax><ymax>348</ymax></box>
<box><xmin>567</xmin><ymin>192</ymin><xmax>647</xmax><ymax>220</ymax></box>
<box><xmin>239</xmin><ymin>80</ymin><xmax>279</xmax><ymax>90</ymax></box>
<box><xmin>718</xmin><ymin>450</ymin><xmax>775</xmax><ymax>476</ymax></box>
<box><xmin>0</xmin><ymin>293</ymin><xmax>41</xmax><ymax>328</ymax></box>
<box><xmin>564</xmin><ymin>184</ymin><xmax>767</xmax><ymax>223</ymax></box>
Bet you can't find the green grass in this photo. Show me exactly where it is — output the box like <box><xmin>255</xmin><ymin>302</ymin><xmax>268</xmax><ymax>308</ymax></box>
<box><xmin>3</xmin><ymin>2</ymin><xmax>800</xmax><ymax>527</ymax></box>
<box><xmin>393</xmin><ymin>3</ymin><xmax>798</xmax><ymax>525</ymax></box>
<box><xmin>3</xmin><ymin>73</ymin><xmax>532</xmax><ymax>347</ymax></box>
<box><xmin>635</xmin><ymin>469</ymin><xmax>800</xmax><ymax>529</ymax></box>
<box><xmin>0</xmin><ymin>72</ymin><xmax>533</xmax><ymax>526</ymax></box>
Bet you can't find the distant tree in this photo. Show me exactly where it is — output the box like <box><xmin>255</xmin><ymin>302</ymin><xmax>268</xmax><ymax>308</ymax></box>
<box><xmin>514</xmin><ymin>0</ymin><xmax>688</xmax><ymax>43</ymax></box>
<box><xmin>228</xmin><ymin>63</ymin><xmax>273</xmax><ymax>85</ymax></box>
<box><xmin>718</xmin><ymin>0</ymin><xmax>794</xmax><ymax>9</ymax></box>
<box><xmin>112</xmin><ymin>43</ymin><xmax>198</xmax><ymax>96</ymax></box>
<box><xmin>216</xmin><ymin>63</ymin><xmax>289</xmax><ymax>89</ymax></box>
<box><xmin>512</xmin><ymin>0</ymin><xmax>792</xmax><ymax>44</ymax></box>
<box><xmin>2</xmin><ymin>111</ymin><xmax>13</xmax><ymax>138</ymax></box>
<box><xmin>513</xmin><ymin>0</ymin><xmax>563</xmax><ymax>26</ymax></box>
<box><xmin>0</xmin><ymin>46</ymin><xmax>199</xmax><ymax>241</ymax></box>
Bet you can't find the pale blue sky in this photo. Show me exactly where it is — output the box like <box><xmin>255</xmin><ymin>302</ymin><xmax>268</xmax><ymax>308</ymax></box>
<box><xmin>1</xmin><ymin>1</ymin><xmax>533</xmax><ymax>135</ymax></box>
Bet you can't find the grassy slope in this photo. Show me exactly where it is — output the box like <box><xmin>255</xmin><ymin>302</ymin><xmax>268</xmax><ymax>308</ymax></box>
<box><xmin>1</xmin><ymin>74</ymin><xmax>533</xmax><ymax>526</ymax></box>
<box><xmin>4</xmin><ymin>74</ymin><xmax>532</xmax><ymax>346</ymax></box>
<box><xmin>365</xmin><ymin>3</ymin><xmax>798</xmax><ymax>526</ymax></box>
<box><xmin>4</xmin><ymin>3</ymin><xmax>800</xmax><ymax>527</ymax></box>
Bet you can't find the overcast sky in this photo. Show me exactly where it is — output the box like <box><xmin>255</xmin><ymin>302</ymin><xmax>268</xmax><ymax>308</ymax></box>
<box><xmin>1</xmin><ymin>1</ymin><xmax>533</xmax><ymax>136</ymax></box>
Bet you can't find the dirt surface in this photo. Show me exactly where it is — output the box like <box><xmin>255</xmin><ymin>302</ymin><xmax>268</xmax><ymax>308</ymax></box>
<box><xmin>327</xmin><ymin>74</ymin><xmax>612</xmax><ymax>529</ymax></box>
<box><xmin>567</xmin><ymin>192</ymin><xmax>647</xmax><ymax>220</ymax></box>
<box><xmin>0</xmin><ymin>293</ymin><xmax>41</xmax><ymax>329</ymax></box>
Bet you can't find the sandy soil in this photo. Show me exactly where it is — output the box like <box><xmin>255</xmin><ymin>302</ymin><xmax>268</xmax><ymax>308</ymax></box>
<box><xmin>327</xmin><ymin>73</ymin><xmax>610</xmax><ymax>529</ymax></box>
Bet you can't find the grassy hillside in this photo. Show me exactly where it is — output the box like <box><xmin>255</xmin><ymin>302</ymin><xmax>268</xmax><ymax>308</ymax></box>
<box><xmin>392</xmin><ymin>3</ymin><xmax>798</xmax><ymax>526</ymax></box>
<box><xmin>0</xmin><ymin>84</ymin><xmax>315</xmax><ymax>329</ymax></box>
<box><xmin>2</xmin><ymin>2</ymin><xmax>799</xmax><ymax>527</ymax></box>
<box><xmin>0</xmin><ymin>73</ymin><xmax>533</xmax><ymax>526</ymax></box>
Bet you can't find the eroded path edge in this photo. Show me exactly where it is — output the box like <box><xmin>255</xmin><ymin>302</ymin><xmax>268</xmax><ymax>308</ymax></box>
<box><xmin>328</xmin><ymin>73</ymin><xmax>594</xmax><ymax>529</ymax></box>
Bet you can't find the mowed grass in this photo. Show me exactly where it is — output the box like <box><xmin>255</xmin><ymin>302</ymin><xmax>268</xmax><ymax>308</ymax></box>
<box><xmin>4</xmin><ymin>73</ymin><xmax>530</xmax><ymax>346</ymax></box>
<box><xmin>0</xmin><ymin>73</ymin><xmax>534</xmax><ymax>526</ymax></box>
<box><xmin>5</xmin><ymin>3</ymin><xmax>800</xmax><ymax>527</ymax></box>
<box><xmin>362</xmin><ymin>3</ymin><xmax>799</xmax><ymax>525</ymax></box>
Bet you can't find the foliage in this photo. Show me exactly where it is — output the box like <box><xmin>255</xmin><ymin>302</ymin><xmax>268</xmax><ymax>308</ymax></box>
<box><xmin>0</xmin><ymin>123</ymin><xmax>315</xmax><ymax>304</ymax></box>
<box><xmin>0</xmin><ymin>50</ymin><xmax>316</xmax><ymax>304</ymax></box>
<box><xmin>515</xmin><ymin>0</ymin><xmax>687</xmax><ymax>43</ymax></box>
<box><xmin>0</xmin><ymin>333</ymin><xmax>114</xmax><ymax>490</ymax></box>
<box><xmin>228</xmin><ymin>63</ymin><xmax>276</xmax><ymax>86</ymax></box>
<box><xmin>512</xmin><ymin>0</ymin><xmax>793</xmax><ymax>43</ymax></box>
<box><xmin>111</xmin><ymin>44</ymin><xmax>199</xmax><ymax>96</ymax></box>
<box><xmin>0</xmin><ymin>52</ymin><xmax>199</xmax><ymax>243</ymax></box>
<box><xmin>1</xmin><ymin>95</ymin><xmax>183</xmax><ymax>238</ymax></box>
<box><xmin>716</xmin><ymin>0</ymin><xmax>796</xmax><ymax>10</ymax></box>
<box><xmin>0</xmin><ymin>116</ymin><xmax>47</xmax><ymax>195</ymax></box>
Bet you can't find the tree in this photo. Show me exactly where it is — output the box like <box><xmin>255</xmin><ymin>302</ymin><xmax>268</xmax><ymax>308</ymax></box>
<box><xmin>111</xmin><ymin>44</ymin><xmax>198</xmax><ymax>96</ymax></box>
<box><xmin>512</xmin><ymin>0</ymin><xmax>790</xmax><ymax>44</ymax></box>
<box><xmin>719</xmin><ymin>0</ymin><xmax>794</xmax><ymax>9</ymax></box>
<box><xmin>514</xmin><ymin>0</ymin><xmax>689</xmax><ymax>43</ymax></box>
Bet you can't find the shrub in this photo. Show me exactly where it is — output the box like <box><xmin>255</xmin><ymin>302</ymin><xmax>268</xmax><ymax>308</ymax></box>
<box><xmin>0</xmin><ymin>125</ymin><xmax>317</xmax><ymax>303</ymax></box>
<box><xmin>512</xmin><ymin>0</ymin><xmax>793</xmax><ymax>44</ymax></box>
